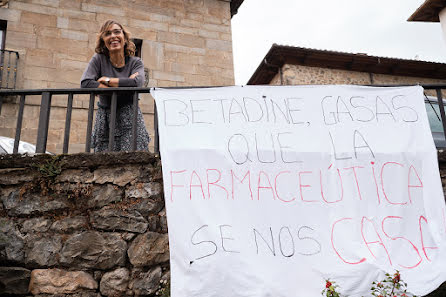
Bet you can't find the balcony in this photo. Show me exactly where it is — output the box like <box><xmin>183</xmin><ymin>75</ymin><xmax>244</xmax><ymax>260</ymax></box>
<box><xmin>0</xmin><ymin>49</ymin><xmax>19</xmax><ymax>89</ymax></box>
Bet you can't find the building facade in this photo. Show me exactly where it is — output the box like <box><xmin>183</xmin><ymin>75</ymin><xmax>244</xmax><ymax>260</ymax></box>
<box><xmin>0</xmin><ymin>0</ymin><xmax>243</xmax><ymax>153</ymax></box>
<box><xmin>247</xmin><ymin>44</ymin><xmax>446</xmax><ymax>90</ymax></box>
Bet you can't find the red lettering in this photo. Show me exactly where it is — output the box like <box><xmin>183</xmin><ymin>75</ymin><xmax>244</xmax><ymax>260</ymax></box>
<box><xmin>206</xmin><ymin>169</ymin><xmax>228</xmax><ymax>200</ymax></box>
<box><xmin>274</xmin><ymin>171</ymin><xmax>296</xmax><ymax>202</ymax></box>
<box><xmin>419</xmin><ymin>215</ymin><xmax>438</xmax><ymax>261</ymax></box>
<box><xmin>320</xmin><ymin>168</ymin><xmax>343</xmax><ymax>204</ymax></box>
<box><xmin>381</xmin><ymin>216</ymin><xmax>422</xmax><ymax>269</ymax></box>
<box><xmin>408</xmin><ymin>165</ymin><xmax>423</xmax><ymax>204</ymax></box>
<box><xmin>299</xmin><ymin>171</ymin><xmax>317</xmax><ymax>203</ymax></box>
<box><xmin>190</xmin><ymin>170</ymin><xmax>206</xmax><ymax>200</ymax></box>
<box><xmin>170</xmin><ymin>170</ymin><xmax>186</xmax><ymax>202</ymax></box>
<box><xmin>331</xmin><ymin>218</ymin><xmax>366</xmax><ymax>265</ymax></box>
<box><xmin>257</xmin><ymin>171</ymin><xmax>275</xmax><ymax>201</ymax></box>
<box><xmin>361</xmin><ymin>217</ymin><xmax>392</xmax><ymax>265</ymax></box>
<box><xmin>381</xmin><ymin>162</ymin><xmax>407</xmax><ymax>205</ymax></box>
<box><xmin>231</xmin><ymin>170</ymin><xmax>252</xmax><ymax>200</ymax></box>
<box><xmin>371</xmin><ymin>162</ymin><xmax>381</xmax><ymax>204</ymax></box>
<box><xmin>343</xmin><ymin>166</ymin><xmax>364</xmax><ymax>201</ymax></box>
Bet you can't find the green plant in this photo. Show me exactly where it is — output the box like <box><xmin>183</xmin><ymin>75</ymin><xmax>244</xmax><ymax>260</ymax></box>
<box><xmin>322</xmin><ymin>271</ymin><xmax>416</xmax><ymax>297</ymax></box>
<box><xmin>35</xmin><ymin>155</ymin><xmax>62</xmax><ymax>178</ymax></box>
<box><xmin>322</xmin><ymin>280</ymin><xmax>343</xmax><ymax>297</ymax></box>
<box><xmin>370</xmin><ymin>271</ymin><xmax>414</xmax><ymax>297</ymax></box>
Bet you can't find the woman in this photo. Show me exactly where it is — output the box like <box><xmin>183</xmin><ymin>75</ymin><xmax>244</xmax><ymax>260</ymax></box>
<box><xmin>81</xmin><ymin>20</ymin><xmax>150</xmax><ymax>152</ymax></box>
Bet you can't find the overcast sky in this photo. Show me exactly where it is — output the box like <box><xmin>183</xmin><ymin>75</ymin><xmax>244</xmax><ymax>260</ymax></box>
<box><xmin>231</xmin><ymin>0</ymin><xmax>446</xmax><ymax>85</ymax></box>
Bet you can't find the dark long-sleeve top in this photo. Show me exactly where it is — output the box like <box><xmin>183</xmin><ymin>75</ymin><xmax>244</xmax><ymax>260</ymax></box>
<box><xmin>80</xmin><ymin>53</ymin><xmax>145</xmax><ymax>108</ymax></box>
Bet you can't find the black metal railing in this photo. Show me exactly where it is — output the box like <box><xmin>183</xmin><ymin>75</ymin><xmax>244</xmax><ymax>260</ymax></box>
<box><xmin>0</xmin><ymin>50</ymin><xmax>19</xmax><ymax>89</ymax></box>
<box><xmin>0</xmin><ymin>87</ymin><xmax>158</xmax><ymax>154</ymax></box>
<box><xmin>0</xmin><ymin>84</ymin><xmax>446</xmax><ymax>155</ymax></box>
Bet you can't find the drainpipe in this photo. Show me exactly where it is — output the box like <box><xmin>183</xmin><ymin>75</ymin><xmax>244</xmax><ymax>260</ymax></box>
<box><xmin>264</xmin><ymin>58</ymin><xmax>283</xmax><ymax>85</ymax></box>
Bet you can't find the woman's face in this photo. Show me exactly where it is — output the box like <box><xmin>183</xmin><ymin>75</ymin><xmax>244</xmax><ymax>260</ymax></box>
<box><xmin>103</xmin><ymin>23</ymin><xmax>125</xmax><ymax>54</ymax></box>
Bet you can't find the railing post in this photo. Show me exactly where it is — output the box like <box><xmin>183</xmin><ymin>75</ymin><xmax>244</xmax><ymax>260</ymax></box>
<box><xmin>436</xmin><ymin>89</ymin><xmax>446</xmax><ymax>145</ymax></box>
<box><xmin>13</xmin><ymin>94</ymin><xmax>26</xmax><ymax>154</ymax></box>
<box><xmin>36</xmin><ymin>91</ymin><xmax>52</xmax><ymax>153</ymax></box>
<box><xmin>13</xmin><ymin>51</ymin><xmax>19</xmax><ymax>89</ymax></box>
<box><xmin>0</xmin><ymin>50</ymin><xmax>4</xmax><ymax>88</ymax></box>
<box><xmin>108</xmin><ymin>91</ymin><xmax>117</xmax><ymax>151</ymax></box>
<box><xmin>85</xmin><ymin>92</ymin><xmax>95</xmax><ymax>152</ymax></box>
<box><xmin>154</xmin><ymin>101</ymin><xmax>159</xmax><ymax>154</ymax></box>
<box><xmin>63</xmin><ymin>93</ymin><xmax>73</xmax><ymax>154</ymax></box>
<box><xmin>131</xmin><ymin>91</ymin><xmax>138</xmax><ymax>151</ymax></box>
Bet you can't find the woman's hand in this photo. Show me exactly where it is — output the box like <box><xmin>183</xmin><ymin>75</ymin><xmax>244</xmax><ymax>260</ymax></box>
<box><xmin>97</xmin><ymin>76</ymin><xmax>118</xmax><ymax>87</ymax></box>
<box><xmin>129</xmin><ymin>72</ymin><xmax>139</xmax><ymax>79</ymax></box>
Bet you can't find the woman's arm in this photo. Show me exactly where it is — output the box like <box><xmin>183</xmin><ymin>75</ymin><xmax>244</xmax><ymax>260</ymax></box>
<box><xmin>80</xmin><ymin>54</ymin><xmax>102</xmax><ymax>88</ymax></box>
<box><xmin>118</xmin><ymin>58</ymin><xmax>145</xmax><ymax>87</ymax></box>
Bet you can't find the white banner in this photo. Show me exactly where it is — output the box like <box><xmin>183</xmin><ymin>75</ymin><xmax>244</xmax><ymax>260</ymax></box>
<box><xmin>152</xmin><ymin>85</ymin><xmax>446</xmax><ymax>297</ymax></box>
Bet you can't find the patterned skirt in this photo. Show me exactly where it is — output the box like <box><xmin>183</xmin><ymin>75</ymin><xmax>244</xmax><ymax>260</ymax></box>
<box><xmin>91</xmin><ymin>104</ymin><xmax>150</xmax><ymax>152</ymax></box>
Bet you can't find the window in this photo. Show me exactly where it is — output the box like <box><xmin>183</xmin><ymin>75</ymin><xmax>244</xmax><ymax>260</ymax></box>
<box><xmin>0</xmin><ymin>20</ymin><xmax>7</xmax><ymax>50</ymax></box>
<box><xmin>132</xmin><ymin>38</ymin><xmax>142</xmax><ymax>58</ymax></box>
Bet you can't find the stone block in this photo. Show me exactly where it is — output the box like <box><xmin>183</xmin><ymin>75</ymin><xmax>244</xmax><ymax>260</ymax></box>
<box><xmin>60</xmin><ymin>58</ymin><xmax>89</xmax><ymax>69</ymax></box>
<box><xmin>8</xmin><ymin>21</ymin><xmax>34</xmax><ymax>34</ymax></box>
<box><xmin>169</xmin><ymin>25</ymin><xmax>198</xmax><ymax>35</ymax></box>
<box><xmin>81</xmin><ymin>3</ymin><xmax>125</xmax><ymax>16</ymax></box>
<box><xmin>158</xmin><ymin>31</ymin><xmax>205</xmax><ymax>48</ymax></box>
<box><xmin>21</xmin><ymin>11</ymin><xmax>57</xmax><ymax>27</ymax></box>
<box><xmin>90</xmin><ymin>165</ymin><xmax>142</xmax><ymax>186</ymax></box>
<box><xmin>0</xmin><ymin>167</ymin><xmax>38</xmax><ymax>185</ymax></box>
<box><xmin>99</xmin><ymin>267</ymin><xmax>130</xmax><ymax>296</ymax></box>
<box><xmin>31</xmin><ymin>0</ymin><xmax>60</xmax><ymax>8</ymax></box>
<box><xmin>141</xmin><ymin>40</ymin><xmax>164</xmax><ymax>71</ymax></box>
<box><xmin>90</xmin><ymin>207</ymin><xmax>148</xmax><ymax>233</ymax></box>
<box><xmin>0</xmin><ymin>267</ymin><xmax>31</xmax><ymax>295</ymax></box>
<box><xmin>23</xmin><ymin>65</ymin><xmax>51</xmax><ymax>81</ymax></box>
<box><xmin>129</xmin><ymin>18</ymin><xmax>168</xmax><ymax>32</ymax></box>
<box><xmin>202</xmin><ymin>22</ymin><xmax>230</xmax><ymax>33</ymax></box>
<box><xmin>0</xmin><ymin>218</ymin><xmax>25</xmax><ymax>263</ymax></box>
<box><xmin>29</xmin><ymin>269</ymin><xmax>97</xmax><ymax>295</ymax></box>
<box><xmin>2</xmin><ymin>190</ymin><xmax>69</xmax><ymax>216</ymax></box>
<box><xmin>9</xmin><ymin>1</ymin><xmax>58</xmax><ymax>15</ymax></box>
<box><xmin>37</xmin><ymin>26</ymin><xmax>61</xmax><ymax>38</ymax></box>
<box><xmin>206</xmin><ymin>38</ymin><xmax>232</xmax><ymax>51</ymax></box>
<box><xmin>129</xmin><ymin>266</ymin><xmax>162</xmax><ymax>296</ymax></box>
<box><xmin>51</xmin><ymin>216</ymin><xmax>88</xmax><ymax>233</ymax></box>
<box><xmin>165</xmin><ymin>43</ymin><xmax>205</xmax><ymax>55</ymax></box>
<box><xmin>0</xmin><ymin>8</ymin><xmax>21</xmax><ymax>22</ymax></box>
<box><xmin>59</xmin><ymin>0</ymin><xmax>82</xmax><ymax>10</ymax></box>
<box><xmin>95</xmin><ymin>13</ymin><xmax>128</xmax><ymax>26</ymax></box>
<box><xmin>60</xmin><ymin>231</ymin><xmax>127</xmax><ymax>269</ymax></box>
<box><xmin>37</xmin><ymin>36</ymin><xmax>88</xmax><ymax>52</ymax></box>
<box><xmin>198</xmin><ymin>28</ymin><xmax>219</xmax><ymax>39</ymax></box>
<box><xmin>6</xmin><ymin>31</ymin><xmax>37</xmax><ymax>49</ymax></box>
<box><xmin>130</xmin><ymin>29</ymin><xmax>158</xmax><ymax>43</ymax></box>
<box><xmin>152</xmin><ymin>70</ymin><xmax>185</xmax><ymax>82</ymax></box>
<box><xmin>61</xmin><ymin>29</ymin><xmax>89</xmax><ymax>41</ymax></box>
<box><xmin>25</xmin><ymin>49</ymin><xmax>56</xmax><ymax>68</ymax></box>
<box><xmin>25</xmin><ymin>234</ymin><xmax>62</xmax><ymax>267</ymax></box>
<box><xmin>127</xmin><ymin>232</ymin><xmax>169</xmax><ymax>267</ymax></box>
<box><xmin>168</xmin><ymin>62</ymin><xmax>197</xmax><ymax>74</ymax></box>
<box><xmin>22</xmin><ymin>217</ymin><xmax>52</xmax><ymax>233</ymax></box>
<box><xmin>56</xmin><ymin>16</ymin><xmax>68</xmax><ymax>29</ymax></box>
<box><xmin>60</xmin><ymin>8</ymin><xmax>96</xmax><ymax>21</ymax></box>
<box><xmin>180</xmin><ymin>18</ymin><xmax>202</xmax><ymax>28</ymax></box>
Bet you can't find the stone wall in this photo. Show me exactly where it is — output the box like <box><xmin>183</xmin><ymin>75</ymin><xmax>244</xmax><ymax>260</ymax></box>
<box><xmin>1</xmin><ymin>152</ymin><xmax>445</xmax><ymax>296</ymax></box>
<box><xmin>0</xmin><ymin>152</ymin><xmax>169</xmax><ymax>296</ymax></box>
<box><xmin>0</xmin><ymin>0</ymin><xmax>235</xmax><ymax>153</ymax></box>
<box><xmin>270</xmin><ymin>64</ymin><xmax>446</xmax><ymax>97</ymax></box>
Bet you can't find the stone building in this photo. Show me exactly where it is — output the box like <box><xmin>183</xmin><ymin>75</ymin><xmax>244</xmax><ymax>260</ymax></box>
<box><xmin>0</xmin><ymin>0</ymin><xmax>244</xmax><ymax>153</ymax></box>
<box><xmin>247</xmin><ymin>44</ymin><xmax>446</xmax><ymax>88</ymax></box>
